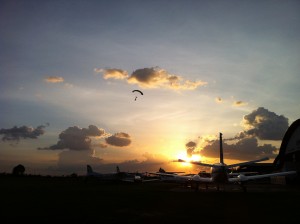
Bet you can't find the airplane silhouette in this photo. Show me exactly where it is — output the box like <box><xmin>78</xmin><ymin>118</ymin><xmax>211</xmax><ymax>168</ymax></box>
<box><xmin>171</xmin><ymin>133</ymin><xmax>297</xmax><ymax>191</ymax></box>
<box><xmin>150</xmin><ymin>168</ymin><xmax>192</xmax><ymax>183</ymax></box>
<box><xmin>86</xmin><ymin>165</ymin><xmax>159</xmax><ymax>183</ymax></box>
<box><xmin>86</xmin><ymin>165</ymin><xmax>126</xmax><ymax>181</ymax></box>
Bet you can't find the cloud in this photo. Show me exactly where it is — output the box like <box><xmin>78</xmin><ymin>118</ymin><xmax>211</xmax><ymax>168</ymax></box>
<box><xmin>186</xmin><ymin>141</ymin><xmax>197</xmax><ymax>157</ymax></box>
<box><xmin>128</xmin><ymin>67</ymin><xmax>206</xmax><ymax>90</ymax></box>
<box><xmin>200</xmin><ymin>137</ymin><xmax>278</xmax><ymax>160</ymax></box>
<box><xmin>94</xmin><ymin>68</ymin><xmax>128</xmax><ymax>80</ymax></box>
<box><xmin>119</xmin><ymin>152</ymin><xmax>169</xmax><ymax>171</ymax></box>
<box><xmin>195</xmin><ymin>107</ymin><xmax>289</xmax><ymax>161</ymax></box>
<box><xmin>232</xmin><ymin>100</ymin><xmax>248</xmax><ymax>107</ymax></box>
<box><xmin>84</xmin><ymin>152</ymin><xmax>170</xmax><ymax>173</ymax></box>
<box><xmin>53</xmin><ymin>151</ymin><xmax>186</xmax><ymax>175</ymax></box>
<box><xmin>39</xmin><ymin>125</ymin><xmax>134</xmax><ymax>172</ymax></box>
<box><xmin>53</xmin><ymin>151</ymin><xmax>170</xmax><ymax>175</ymax></box>
<box><xmin>94</xmin><ymin>142</ymin><xmax>108</xmax><ymax>148</ymax></box>
<box><xmin>240</xmin><ymin>107</ymin><xmax>289</xmax><ymax>140</ymax></box>
<box><xmin>223</xmin><ymin>107</ymin><xmax>289</xmax><ymax>142</ymax></box>
<box><xmin>97</xmin><ymin>67</ymin><xmax>207</xmax><ymax>90</ymax></box>
<box><xmin>215</xmin><ymin>97</ymin><xmax>248</xmax><ymax>107</ymax></box>
<box><xmin>215</xmin><ymin>97</ymin><xmax>223</xmax><ymax>103</ymax></box>
<box><xmin>57</xmin><ymin>150</ymin><xmax>103</xmax><ymax>169</ymax></box>
<box><xmin>40</xmin><ymin>125</ymin><xmax>107</xmax><ymax>151</ymax></box>
<box><xmin>64</xmin><ymin>83</ymin><xmax>74</xmax><ymax>88</ymax></box>
<box><xmin>105</xmin><ymin>132</ymin><xmax>131</xmax><ymax>147</ymax></box>
<box><xmin>44</xmin><ymin>76</ymin><xmax>64</xmax><ymax>83</ymax></box>
<box><xmin>40</xmin><ymin>125</ymin><xmax>132</xmax><ymax>152</ymax></box>
<box><xmin>0</xmin><ymin>125</ymin><xmax>47</xmax><ymax>142</ymax></box>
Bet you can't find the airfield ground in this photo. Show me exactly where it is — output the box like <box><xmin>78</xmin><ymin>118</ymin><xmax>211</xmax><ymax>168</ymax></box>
<box><xmin>1</xmin><ymin>175</ymin><xmax>299</xmax><ymax>224</ymax></box>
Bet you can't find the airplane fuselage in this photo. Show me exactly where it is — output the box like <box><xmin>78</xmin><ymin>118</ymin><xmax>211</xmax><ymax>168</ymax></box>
<box><xmin>210</xmin><ymin>163</ymin><xmax>230</xmax><ymax>183</ymax></box>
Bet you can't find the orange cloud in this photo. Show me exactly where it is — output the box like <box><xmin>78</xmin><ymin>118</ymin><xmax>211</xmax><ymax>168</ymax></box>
<box><xmin>127</xmin><ymin>67</ymin><xmax>207</xmax><ymax>90</ymax></box>
<box><xmin>44</xmin><ymin>76</ymin><xmax>64</xmax><ymax>83</ymax></box>
<box><xmin>233</xmin><ymin>100</ymin><xmax>248</xmax><ymax>107</ymax></box>
<box><xmin>98</xmin><ymin>67</ymin><xmax>207</xmax><ymax>90</ymax></box>
<box><xmin>94</xmin><ymin>68</ymin><xmax>128</xmax><ymax>80</ymax></box>
<box><xmin>215</xmin><ymin>97</ymin><xmax>222</xmax><ymax>103</ymax></box>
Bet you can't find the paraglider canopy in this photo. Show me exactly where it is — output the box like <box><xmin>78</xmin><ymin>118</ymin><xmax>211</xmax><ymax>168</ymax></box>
<box><xmin>132</xmin><ymin>90</ymin><xmax>143</xmax><ymax>95</ymax></box>
<box><xmin>132</xmin><ymin>89</ymin><xmax>143</xmax><ymax>101</ymax></box>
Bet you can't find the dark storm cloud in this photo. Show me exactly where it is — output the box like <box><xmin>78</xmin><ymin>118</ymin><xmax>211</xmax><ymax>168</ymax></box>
<box><xmin>186</xmin><ymin>141</ymin><xmax>197</xmax><ymax>157</ymax></box>
<box><xmin>95</xmin><ymin>67</ymin><xmax>207</xmax><ymax>90</ymax></box>
<box><xmin>201</xmin><ymin>137</ymin><xmax>277</xmax><ymax>160</ymax></box>
<box><xmin>40</xmin><ymin>125</ymin><xmax>107</xmax><ymax>151</ymax></box>
<box><xmin>0</xmin><ymin>125</ymin><xmax>47</xmax><ymax>142</ymax></box>
<box><xmin>197</xmin><ymin>107</ymin><xmax>288</xmax><ymax>161</ymax></box>
<box><xmin>241</xmin><ymin>107</ymin><xmax>289</xmax><ymax>140</ymax></box>
<box><xmin>105</xmin><ymin>132</ymin><xmax>131</xmax><ymax>147</ymax></box>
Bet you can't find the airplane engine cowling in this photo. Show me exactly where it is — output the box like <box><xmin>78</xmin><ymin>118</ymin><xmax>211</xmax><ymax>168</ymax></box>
<box><xmin>134</xmin><ymin>175</ymin><xmax>142</xmax><ymax>182</ymax></box>
<box><xmin>192</xmin><ymin>175</ymin><xmax>201</xmax><ymax>181</ymax></box>
<box><xmin>237</xmin><ymin>174</ymin><xmax>247</xmax><ymax>181</ymax></box>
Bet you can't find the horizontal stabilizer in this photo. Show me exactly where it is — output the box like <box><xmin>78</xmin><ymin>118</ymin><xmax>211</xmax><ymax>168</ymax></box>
<box><xmin>229</xmin><ymin>170</ymin><xmax>297</xmax><ymax>182</ymax></box>
<box><xmin>226</xmin><ymin>157</ymin><xmax>269</xmax><ymax>168</ymax></box>
<box><xmin>174</xmin><ymin>159</ymin><xmax>215</xmax><ymax>167</ymax></box>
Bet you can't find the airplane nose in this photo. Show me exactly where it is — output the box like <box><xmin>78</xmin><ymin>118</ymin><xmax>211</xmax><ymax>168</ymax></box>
<box><xmin>192</xmin><ymin>175</ymin><xmax>201</xmax><ymax>181</ymax></box>
<box><xmin>134</xmin><ymin>176</ymin><xmax>142</xmax><ymax>181</ymax></box>
<box><xmin>238</xmin><ymin>174</ymin><xmax>247</xmax><ymax>181</ymax></box>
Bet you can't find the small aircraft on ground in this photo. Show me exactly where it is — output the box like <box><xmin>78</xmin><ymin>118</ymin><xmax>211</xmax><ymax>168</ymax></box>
<box><xmin>150</xmin><ymin>168</ymin><xmax>194</xmax><ymax>183</ymax></box>
<box><xmin>157</xmin><ymin>167</ymin><xmax>185</xmax><ymax>174</ymax></box>
<box><xmin>86</xmin><ymin>165</ymin><xmax>159</xmax><ymax>183</ymax></box>
<box><xmin>170</xmin><ymin>133</ymin><xmax>297</xmax><ymax>191</ymax></box>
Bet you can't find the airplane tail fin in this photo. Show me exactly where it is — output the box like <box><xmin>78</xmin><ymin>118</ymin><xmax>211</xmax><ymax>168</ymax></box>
<box><xmin>220</xmin><ymin>133</ymin><xmax>224</xmax><ymax>164</ymax></box>
<box><xmin>87</xmin><ymin>165</ymin><xmax>93</xmax><ymax>174</ymax></box>
<box><xmin>159</xmin><ymin>167</ymin><xmax>166</xmax><ymax>173</ymax></box>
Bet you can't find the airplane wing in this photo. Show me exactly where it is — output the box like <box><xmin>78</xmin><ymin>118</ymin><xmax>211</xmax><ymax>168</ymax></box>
<box><xmin>191</xmin><ymin>175</ymin><xmax>213</xmax><ymax>183</ymax></box>
<box><xmin>226</xmin><ymin>157</ymin><xmax>269</xmax><ymax>168</ymax></box>
<box><xmin>152</xmin><ymin>172</ymin><xmax>215</xmax><ymax>183</ymax></box>
<box><xmin>149</xmin><ymin>172</ymin><xmax>187</xmax><ymax>177</ymax></box>
<box><xmin>228</xmin><ymin>170</ymin><xmax>297</xmax><ymax>182</ymax></box>
<box><xmin>173</xmin><ymin>159</ymin><xmax>215</xmax><ymax>167</ymax></box>
<box><xmin>140</xmin><ymin>178</ymin><xmax>161</xmax><ymax>182</ymax></box>
<box><xmin>152</xmin><ymin>172</ymin><xmax>197</xmax><ymax>177</ymax></box>
<box><xmin>121</xmin><ymin>178</ymin><xmax>135</xmax><ymax>182</ymax></box>
<box><xmin>228</xmin><ymin>171</ymin><xmax>259</xmax><ymax>177</ymax></box>
<box><xmin>150</xmin><ymin>172</ymin><xmax>195</xmax><ymax>182</ymax></box>
<box><xmin>121</xmin><ymin>175</ymin><xmax>160</xmax><ymax>182</ymax></box>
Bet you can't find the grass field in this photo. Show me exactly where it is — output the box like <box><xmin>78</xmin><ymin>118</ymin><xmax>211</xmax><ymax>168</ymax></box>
<box><xmin>1</xmin><ymin>175</ymin><xmax>300</xmax><ymax>223</ymax></box>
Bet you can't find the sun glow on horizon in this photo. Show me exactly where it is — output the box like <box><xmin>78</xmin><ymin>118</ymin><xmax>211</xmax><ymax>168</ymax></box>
<box><xmin>176</xmin><ymin>152</ymin><xmax>202</xmax><ymax>167</ymax></box>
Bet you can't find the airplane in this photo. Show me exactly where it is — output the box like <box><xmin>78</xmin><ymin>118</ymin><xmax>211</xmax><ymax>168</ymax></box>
<box><xmin>86</xmin><ymin>165</ymin><xmax>125</xmax><ymax>181</ymax></box>
<box><xmin>171</xmin><ymin>133</ymin><xmax>297</xmax><ymax>191</ymax></box>
<box><xmin>158</xmin><ymin>167</ymin><xmax>185</xmax><ymax>174</ymax></box>
<box><xmin>150</xmin><ymin>168</ymin><xmax>194</xmax><ymax>184</ymax></box>
<box><xmin>86</xmin><ymin>165</ymin><xmax>159</xmax><ymax>183</ymax></box>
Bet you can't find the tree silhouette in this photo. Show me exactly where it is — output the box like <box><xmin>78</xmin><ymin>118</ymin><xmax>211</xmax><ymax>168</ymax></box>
<box><xmin>12</xmin><ymin>164</ymin><xmax>25</xmax><ymax>176</ymax></box>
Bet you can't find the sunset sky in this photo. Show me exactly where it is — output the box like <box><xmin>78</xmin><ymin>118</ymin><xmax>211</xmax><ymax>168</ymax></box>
<box><xmin>1</xmin><ymin>0</ymin><xmax>299</xmax><ymax>176</ymax></box>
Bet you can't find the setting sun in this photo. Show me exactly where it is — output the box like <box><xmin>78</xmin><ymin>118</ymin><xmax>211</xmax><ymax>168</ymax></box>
<box><xmin>176</xmin><ymin>152</ymin><xmax>202</xmax><ymax>167</ymax></box>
